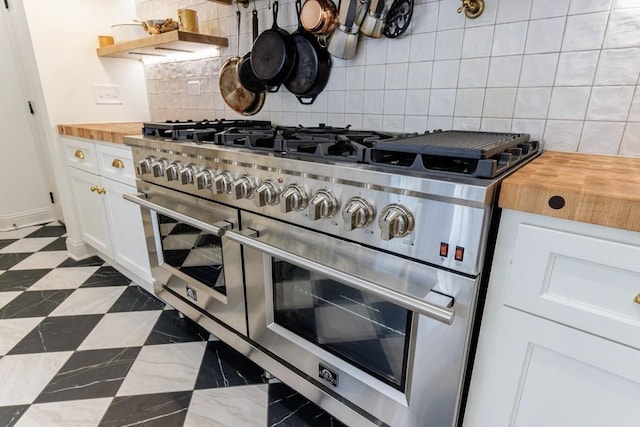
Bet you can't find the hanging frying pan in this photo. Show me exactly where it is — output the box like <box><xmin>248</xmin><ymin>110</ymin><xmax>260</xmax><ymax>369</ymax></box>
<box><xmin>237</xmin><ymin>1</ymin><xmax>267</xmax><ymax>93</ymax></box>
<box><xmin>250</xmin><ymin>1</ymin><xmax>297</xmax><ymax>93</ymax></box>
<box><xmin>284</xmin><ymin>0</ymin><xmax>331</xmax><ymax>105</ymax></box>
<box><xmin>219</xmin><ymin>9</ymin><xmax>265</xmax><ymax>116</ymax></box>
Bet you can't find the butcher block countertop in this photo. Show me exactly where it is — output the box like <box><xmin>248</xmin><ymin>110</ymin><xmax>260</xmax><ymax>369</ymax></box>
<box><xmin>499</xmin><ymin>151</ymin><xmax>640</xmax><ymax>232</ymax></box>
<box><xmin>57</xmin><ymin>122</ymin><xmax>142</xmax><ymax>144</ymax></box>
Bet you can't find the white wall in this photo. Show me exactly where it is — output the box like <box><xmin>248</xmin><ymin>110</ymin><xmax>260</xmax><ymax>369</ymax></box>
<box><xmin>138</xmin><ymin>0</ymin><xmax>640</xmax><ymax>157</ymax></box>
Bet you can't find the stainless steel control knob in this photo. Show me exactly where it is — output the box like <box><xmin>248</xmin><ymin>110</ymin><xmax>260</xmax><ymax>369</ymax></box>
<box><xmin>280</xmin><ymin>184</ymin><xmax>308</xmax><ymax>213</ymax></box>
<box><xmin>179</xmin><ymin>165</ymin><xmax>198</xmax><ymax>185</ymax></box>
<box><xmin>138</xmin><ymin>157</ymin><xmax>155</xmax><ymax>175</ymax></box>
<box><xmin>379</xmin><ymin>204</ymin><xmax>414</xmax><ymax>240</ymax></box>
<box><xmin>255</xmin><ymin>180</ymin><xmax>281</xmax><ymax>207</ymax></box>
<box><xmin>165</xmin><ymin>162</ymin><xmax>182</xmax><ymax>181</ymax></box>
<box><xmin>342</xmin><ymin>197</ymin><xmax>374</xmax><ymax>230</ymax></box>
<box><xmin>232</xmin><ymin>175</ymin><xmax>257</xmax><ymax>199</ymax></box>
<box><xmin>212</xmin><ymin>172</ymin><xmax>234</xmax><ymax>195</ymax></box>
<box><xmin>151</xmin><ymin>159</ymin><xmax>168</xmax><ymax>177</ymax></box>
<box><xmin>309</xmin><ymin>189</ymin><xmax>339</xmax><ymax>220</ymax></box>
<box><xmin>194</xmin><ymin>168</ymin><xmax>215</xmax><ymax>190</ymax></box>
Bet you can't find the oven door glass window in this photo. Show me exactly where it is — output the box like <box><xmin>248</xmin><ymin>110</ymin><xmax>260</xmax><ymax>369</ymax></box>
<box><xmin>157</xmin><ymin>214</ymin><xmax>226</xmax><ymax>295</ymax></box>
<box><xmin>272</xmin><ymin>260</ymin><xmax>411</xmax><ymax>390</ymax></box>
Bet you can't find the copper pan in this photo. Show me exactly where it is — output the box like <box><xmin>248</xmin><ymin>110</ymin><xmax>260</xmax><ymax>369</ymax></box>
<box><xmin>300</xmin><ymin>0</ymin><xmax>338</xmax><ymax>36</ymax></box>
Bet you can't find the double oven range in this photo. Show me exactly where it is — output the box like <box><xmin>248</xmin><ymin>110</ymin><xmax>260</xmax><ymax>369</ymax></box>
<box><xmin>124</xmin><ymin>120</ymin><xmax>539</xmax><ymax>427</ymax></box>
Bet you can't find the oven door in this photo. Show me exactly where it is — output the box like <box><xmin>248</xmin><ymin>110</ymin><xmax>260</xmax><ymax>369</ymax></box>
<box><xmin>227</xmin><ymin>212</ymin><xmax>476</xmax><ymax>427</ymax></box>
<box><xmin>124</xmin><ymin>181</ymin><xmax>247</xmax><ymax>336</ymax></box>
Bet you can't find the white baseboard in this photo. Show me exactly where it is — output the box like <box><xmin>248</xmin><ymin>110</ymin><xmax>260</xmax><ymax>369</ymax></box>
<box><xmin>0</xmin><ymin>207</ymin><xmax>54</xmax><ymax>231</ymax></box>
<box><xmin>65</xmin><ymin>238</ymin><xmax>96</xmax><ymax>260</ymax></box>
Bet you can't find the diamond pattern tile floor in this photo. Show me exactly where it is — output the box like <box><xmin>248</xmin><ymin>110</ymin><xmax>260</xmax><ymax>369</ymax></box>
<box><xmin>0</xmin><ymin>222</ymin><xmax>346</xmax><ymax>426</ymax></box>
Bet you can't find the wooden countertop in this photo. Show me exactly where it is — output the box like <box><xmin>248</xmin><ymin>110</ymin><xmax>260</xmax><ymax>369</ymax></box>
<box><xmin>57</xmin><ymin>122</ymin><xmax>142</xmax><ymax>144</ymax></box>
<box><xmin>499</xmin><ymin>151</ymin><xmax>640</xmax><ymax>232</ymax></box>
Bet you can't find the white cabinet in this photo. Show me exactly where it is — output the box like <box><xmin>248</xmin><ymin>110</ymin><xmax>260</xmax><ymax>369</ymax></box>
<box><xmin>62</xmin><ymin>136</ymin><xmax>152</xmax><ymax>292</ymax></box>
<box><xmin>464</xmin><ymin>210</ymin><xmax>640</xmax><ymax>427</ymax></box>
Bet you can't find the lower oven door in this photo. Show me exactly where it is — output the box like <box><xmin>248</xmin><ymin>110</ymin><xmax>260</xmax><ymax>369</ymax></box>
<box><xmin>226</xmin><ymin>212</ymin><xmax>477</xmax><ymax>427</ymax></box>
<box><xmin>124</xmin><ymin>181</ymin><xmax>247</xmax><ymax>336</ymax></box>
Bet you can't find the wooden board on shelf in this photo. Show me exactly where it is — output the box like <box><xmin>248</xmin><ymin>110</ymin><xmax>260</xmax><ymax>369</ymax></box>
<box><xmin>97</xmin><ymin>31</ymin><xmax>228</xmax><ymax>60</ymax></box>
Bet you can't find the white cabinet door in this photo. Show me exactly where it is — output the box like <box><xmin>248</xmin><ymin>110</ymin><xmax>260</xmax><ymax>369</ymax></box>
<box><xmin>465</xmin><ymin>307</ymin><xmax>640</xmax><ymax>427</ymax></box>
<box><xmin>102</xmin><ymin>177</ymin><xmax>152</xmax><ymax>287</ymax></box>
<box><xmin>68</xmin><ymin>168</ymin><xmax>111</xmax><ymax>256</ymax></box>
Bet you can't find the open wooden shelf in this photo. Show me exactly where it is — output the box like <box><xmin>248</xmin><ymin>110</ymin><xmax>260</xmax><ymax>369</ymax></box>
<box><xmin>97</xmin><ymin>30</ymin><xmax>228</xmax><ymax>60</ymax></box>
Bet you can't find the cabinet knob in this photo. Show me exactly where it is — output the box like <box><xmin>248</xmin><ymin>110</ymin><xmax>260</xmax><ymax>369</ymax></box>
<box><xmin>97</xmin><ymin>187</ymin><xmax>106</xmax><ymax>195</ymax></box>
<box><xmin>74</xmin><ymin>150</ymin><xmax>85</xmax><ymax>159</ymax></box>
<box><xmin>112</xmin><ymin>159</ymin><xmax>125</xmax><ymax>169</ymax></box>
<box><xmin>90</xmin><ymin>185</ymin><xmax>98</xmax><ymax>192</ymax></box>
<box><xmin>634</xmin><ymin>294</ymin><xmax>640</xmax><ymax>305</ymax></box>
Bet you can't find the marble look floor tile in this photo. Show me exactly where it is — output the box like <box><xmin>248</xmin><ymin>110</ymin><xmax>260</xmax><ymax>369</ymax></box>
<box><xmin>0</xmin><ymin>290</ymin><xmax>74</xmax><ymax>319</ymax></box>
<box><xmin>24</xmin><ymin>225</ymin><xmax>66</xmax><ymax>238</ymax></box>
<box><xmin>0</xmin><ymin>405</ymin><xmax>28</xmax><ymax>427</ymax></box>
<box><xmin>117</xmin><ymin>342</ymin><xmax>206</xmax><ymax>396</ymax></box>
<box><xmin>0</xmin><ymin>291</ymin><xmax>20</xmax><ymax>310</ymax></box>
<box><xmin>58</xmin><ymin>256</ymin><xmax>105</xmax><ymax>268</ymax></box>
<box><xmin>185</xmin><ymin>385</ymin><xmax>268</xmax><ymax>427</ymax></box>
<box><xmin>10</xmin><ymin>252</ymin><xmax>68</xmax><ymax>270</ymax></box>
<box><xmin>144</xmin><ymin>309</ymin><xmax>210</xmax><ymax>345</ymax></box>
<box><xmin>268</xmin><ymin>383</ymin><xmax>347</xmax><ymax>427</ymax></box>
<box><xmin>0</xmin><ymin>239</ymin><xmax>18</xmax><ymax>250</ymax></box>
<box><xmin>99</xmin><ymin>391</ymin><xmax>191</xmax><ymax>427</ymax></box>
<box><xmin>195</xmin><ymin>341</ymin><xmax>268</xmax><ymax>390</ymax></box>
<box><xmin>35</xmin><ymin>347</ymin><xmax>140</xmax><ymax>403</ymax></box>
<box><xmin>9</xmin><ymin>314</ymin><xmax>103</xmax><ymax>354</ymax></box>
<box><xmin>15</xmin><ymin>398</ymin><xmax>112</xmax><ymax>427</ymax></box>
<box><xmin>78</xmin><ymin>311</ymin><xmax>162</xmax><ymax>350</ymax></box>
<box><xmin>0</xmin><ymin>226</ymin><xmax>41</xmax><ymax>240</ymax></box>
<box><xmin>0</xmin><ymin>269</ymin><xmax>50</xmax><ymax>292</ymax></box>
<box><xmin>0</xmin><ymin>352</ymin><xmax>72</xmax><ymax>405</ymax></box>
<box><xmin>80</xmin><ymin>266</ymin><xmax>132</xmax><ymax>288</ymax></box>
<box><xmin>29</xmin><ymin>267</ymin><xmax>100</xmax><ymax>291</ymax></box>
<box><xmin>0</xmin><ymin>253</ymin><xmax>32</xmax><ymax>271</ymax></box>
<box><xmin>108</xmin><ymin>285</ymin><xmax>165</xmax><ymax>313</ymax></box>
<box><xmin>0</xmin><ymin>238</ymin><xmax>56</xmax><ymax>254</ymax></box>
<box><xmin>49</xmin><ymin>287</ymin><xmax>126</xmax><ymax>316</ymax></box>
<box><xmin>39</xmin><ymin>237</ymin><xmax>67</xmax><ymax>252</ymax></box>
<box><xmin>0</xmin><ymin>317</ymin><xmax>44</xmax><ymax>355</ymax></box>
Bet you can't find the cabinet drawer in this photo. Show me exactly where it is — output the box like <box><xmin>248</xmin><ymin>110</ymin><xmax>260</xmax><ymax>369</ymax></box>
<box><xmin>63</xmin><ymin>137</ymin><xmax>98</xmax><ymax>173</ymax></box>
<box><xmin>96</xmin><ymin>144</ymin><xmax>135</xmax><ymax>186</ymax></box>
<box><xmin>504</xmin><ymin>222</ymin><xmax>640</xmax><ymax>350</ymax></box>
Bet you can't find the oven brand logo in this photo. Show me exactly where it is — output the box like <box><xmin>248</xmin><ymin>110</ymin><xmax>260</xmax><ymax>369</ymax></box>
<box><xmin>319</xmin><ymin>364</ymin><xmax>338</xmax><ymax>387</ymax></box>
<box><xmin>185</xmin><ymin>285</ymin><xmax>198</xmax><ymax>302</ymax></box>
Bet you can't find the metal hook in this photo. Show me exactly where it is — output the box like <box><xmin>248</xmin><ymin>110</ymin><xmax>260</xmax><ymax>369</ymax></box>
<box><xmin>457</xmin><ymin>0</ymin><xmax>484</xmax><ymax>19</ymax></box>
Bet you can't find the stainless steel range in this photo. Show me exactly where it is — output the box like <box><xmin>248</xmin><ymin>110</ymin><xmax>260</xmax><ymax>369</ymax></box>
<box><xmin>124</xmin><ymin>120</ymin><xmax>539</xmax><ymax>427</ymax></box>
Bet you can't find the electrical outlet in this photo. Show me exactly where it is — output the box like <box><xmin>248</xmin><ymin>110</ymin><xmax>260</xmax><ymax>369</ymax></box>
<box><xmin>93</xmin><ymin>84</ymin><xmax>122</xmax><ymax>105</ymax></box>
<box><xmin>187</xmin><ymin>80</ymin><xmax>201</xmax><ymax>96</ymax></box>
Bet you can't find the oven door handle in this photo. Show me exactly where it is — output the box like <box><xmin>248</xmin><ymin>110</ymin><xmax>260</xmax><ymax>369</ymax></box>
<box><xmin>226</xmin><ymin>229</ymin><xmax>455</xmax><ymax>325</ymax></box>
<box><xmin>123</xmin><ymin>192</ymin><xmax>232</xmax><ymax>237</ymax></box>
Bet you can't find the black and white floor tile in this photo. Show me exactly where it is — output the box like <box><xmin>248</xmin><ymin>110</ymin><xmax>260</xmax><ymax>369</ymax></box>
<box><xmin>0</xmin><ymin>222</ymin><xmax>347</xmax><ymax>427</ymax></box>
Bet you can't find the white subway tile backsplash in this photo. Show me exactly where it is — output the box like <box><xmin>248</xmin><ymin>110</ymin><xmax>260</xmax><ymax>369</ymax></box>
<box><xmin>579</xmin><ymin>121</ymin><xmax>625</xmax><ymax>153</ymax></box>
<box><xmin>481</xmin><ymin>117</ymin><xmax>512</xmax><ymax>132</ymax></box>
<box><xmin>428</xmin><ymin>115</ymin><xmax>454</xmax><ymax>130</ymax></box>
<box><xmin>483</xmin><ymin>88</ymin><xmax>518</xmax><ymax>117</ymax></box>
<box><xmin>531</xmin><ymin>0</ymin><xmax>571</xmax><ymax>19</ymax></box>
<box><xmin>525</xmin><ymin>17</ymin><xmax>566</xmax><ymax>54</ymax></box>
<box><xmin>461</xmin><ymin>26</ymin><xmax>494</xmax><ymax>58</ymax></box>
<box><xmin>458</xmin><ymin>58</ymin><xmax>490</xmax><ymax>88</ymax></box>
<box><xmin>429</xmin><ymin>89</ymin><xmax>456</xmax><ymax>116</ymax></box>
<box><xmin>411</xmin><ymin>2</ymin><xmax>439</xmax><ymax>33</ymax></box>
<box><xmin>345</xmin><ymin>91</ymin><xmax>365</xmax><ymax>113</ymax></box>
<box><xmin>435</xmin><ymin>29</ymin><xmax>464</xmax><ymax>60</ymax></box>
<box><xmin>384</xmin><ymin>90</ymin><xmax>407</xmax><ymax>115</ymax></box>
<box><xmin>386</xmin><ymin>35</ymin><xmax>411</xmax><ymax>63</ymax></box>
<box><xmin>569</xmin><ymin>0</ymin><xmax>613</xmax><ymax>14</ymax></box>
<box><xmin>511</xmin><ymin>118</ymin><xmax>546</xmax><ymax>141</ymax></box>
<box><xmin>514</xmin><ymin>87</ymin><xmax>552</xmax><ymax>118</ymax></box>
<box><xmin>455</xmin><ymin>88</ymin><xmax>485</xmax><ymax>116</ymax></box>
<box><xmin>594</xmin><ymin>48</ymin><xmax>640</xmax><ymax>85</ymax></box>
<box><xmin>363</xmin><ymin>114</ymin><xmax>383</xmax><ymax>131</ymax></box>
<box><xmin>465</xmin><ymin>0</ymin><xmax>499</xmax><ymax>27</ymax></box>
<box><xmin>431</xmin><ymin>60</ymin><xmax>460</xmax><ymax>88</ymax></box>
<box><xmin>543</xmin><ymin>120</ymin><xmax>583</xmax><ymax>151</ymax></box>
<box><xmin>409</xmin><ymin>33</ymin><xmax>437</xmax><ymax>61</ymax></box>
<box><xmin>487</xmin><ymin>55</ymin><xmax>522</xmax><ymax>87</ymax></box>
<box><xmin>619</xmin><ymin>122</ymin><xmax>640</xmax><ymax>156</ymax></box>
<box><xmin>492</xmin><ymin>22</ymin><xmax>528</xmax><ymax>56</ymax></box>
<box><xmin>628</xmin><ymin>89</ymin><xmax>640</xmax><ymax>121</ymax></box>
<box><xmin>437</xmin><ymin>0</ymin><xmax>465</xmax><ymax>30</ymax></box>
<box><xmin>452</xmin><ymin>117</ymin><xmax>481</xmax><ymax>130</ymax></box>
<box><xmin>383</xmin><ymin>115</ymin><xmax>405</xmax><ymax>131</ymax></box>
<box><xmin>496</xmin><ymin>0</ymin><xmax>533</xmax><ymax>23</ymax></box>
<box><xmin>548</xmin><ymin>86</ymin><xmax>591</xmax><ymax>120</ymax></box>
<box><xmin>519</xmin><ymin>53</ymin><xmax>558</xmax><ymax>87</ymax></box>
<box><xmin>346</xmin><ymin>66</ymin><xmax>366</xmax><ymax>91</ymax></box>
<box><xmin>405</xmin><ymin>89</ymin><xmax>431</xmax><ymax>116</ymax></box>
<box><xmin>404</xmin><ymin>115</ymin><xmax>429</xmax><ymax>132</ymax></box>
<box><xmin>327</xmin><ymin>91</ymin><xmax>346</xmax><ymax>114</ymax></box>
<box><xmin>385</xmin><ymin>63</ymin><xmax>409</xmax><ymax>90</ymax></box>
<box><xmin>555</xmin><ymin>50</ymin><xmax>600</xmax><ymax>86</ymax></box>
<box><xmin>364</xmin><ymin>90</ymin><xmax>385</xmax><ymax>114</ymax></box>
<box><xmin>586</xmin><ymin>86</ymin><xmax>635</xmax><ymax>121</ymax></box>
<box><xmin>603</xmin><ymin>8</ymin><xmax>640</xmax><ymax>48</ymax></box>
<box><xmin>343</xmin><ymin>114</ymin><xmax>363</xmax><ymax>129</ymax></box>
<box><xmin>326</xmin><ymin>67</ymin><xmax>347</xmax><ymax>91</ymax></box>
<box><xmin>612</xmin><ymin>0</ymin><xmax>640</xmax><ymax>9</ymax></box>
<box><xmin>364</xmin><ymin>65</ymin><xmax>386</xmax><ymax>90</ymax></box>
<box><xmin>562</xmin><ymin>12</ymin><xmax>608</xmax><ymax>52</ymax></box>
<box><xmin>407</xmin><ymin>61</ymin><xmax>433</xmax><ymax>89</ymax></box>
<box><xmin>311</xmin><ymin>92</ymin><xmax>329</xmax><ymax>113</ymax></box>
<box><xmin>366</xmin><ymin>38</ymin><xmax>389</xmax><ymax>65</ymax></box>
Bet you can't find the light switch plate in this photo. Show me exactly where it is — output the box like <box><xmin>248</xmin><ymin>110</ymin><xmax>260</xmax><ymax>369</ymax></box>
<box><xmin>93</xmin><ymin>84</ymin><xmax>122</xmax><ymax>105</ymax></box>
<box><xmin>187</xmin><ymin>80</ymin><xmax>201</xmax><ymax>96</ymax></box>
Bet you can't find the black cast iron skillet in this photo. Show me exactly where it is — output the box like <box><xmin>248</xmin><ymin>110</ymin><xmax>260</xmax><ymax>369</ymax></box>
<box><xmin>237</xmin><ymin>4</ymin><xmax>266</xmax><ymax>93</ymax></box>
<box><xmin>285</xmin><ymin>0</ymin><xmax>332</xmax><ymax>105</ymax></box>
<box><xmin>250</xmin><ymin>1</ymin><xmax>297</xmax><ymax>93</ymax></box>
